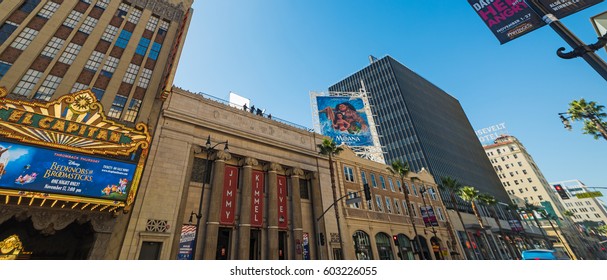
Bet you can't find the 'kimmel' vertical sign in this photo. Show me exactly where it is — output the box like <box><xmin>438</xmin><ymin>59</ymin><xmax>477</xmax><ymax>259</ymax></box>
<box><xmin>277</xmin><ymin>175</ymin><xmax>288</xmax><ymax>229</ymax></box>
<box><xmin>220</xmin><ymin>165</ymin><xmax>239</xmax><ymax>225</ymax></box>
<box><xmin>251</xmin><ymin>170</ymin><xmax>265</xmax><ymax>227</ymax></box>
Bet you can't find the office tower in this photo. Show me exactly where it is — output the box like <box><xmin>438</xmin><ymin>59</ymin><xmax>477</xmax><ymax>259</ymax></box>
<box><xmin>329</xmin><ymin>55</ymin><xmax>509</xmax><ymax>206</ymax></box>
<box><xmin>550</xmin><ymin>179</ymin><xmax>607</xmax><ymax>226</ymax></box>
<box><xmin>0</xmin><ymin>0</ymin><xmax>193</xmax><ymax>126</ymax></box>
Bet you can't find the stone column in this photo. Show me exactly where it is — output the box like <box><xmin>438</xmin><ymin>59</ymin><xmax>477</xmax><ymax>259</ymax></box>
<box><xmin>287</xmin><ymin>167</ymin><xmax>305</xmax><ymax>260</ymax></box>
<box><xmin>265</xmin><ymin>162</ymin><xmax>282</xmax><ymax>260</ymax></box>
<box><xmin>202</xmin><ymin>150</ymin><xmax>231</xmax><ymax>260</ymax></box>
<box><xmin>237</xmin><ymin>157</ymin><xmax>258</xmax><ymax>259</ymax></box>
<box><xmin>309</xmin><ymin>172</ymin><xmax>328</xmax><ymax>260</ymax></box>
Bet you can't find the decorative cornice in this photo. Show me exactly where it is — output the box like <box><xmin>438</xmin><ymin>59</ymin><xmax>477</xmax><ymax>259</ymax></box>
<box><xmin>264</xmin><ymin>162</ymin><xmax>283</xmax><ymax>173</ymax></box>
<box><xmin>286</xmin><ymin>168</ymin><xmax>304</xmax><ymax>177</ymax></box>
<box><xmin>239</xmin><ymin>157</ymin><xmax>258</xmax><ymax>167</ymax></box>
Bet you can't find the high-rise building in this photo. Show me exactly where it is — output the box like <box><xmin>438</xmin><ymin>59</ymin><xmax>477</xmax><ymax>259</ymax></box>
<box><xmin>329</xmin><ymin>55</ymin><xmax>509</xmax><ymax>207</ymax></box>
<box><xmin>550</xmin><ymin>179</ymin><xmax>607</xmax><ymax>227</ymax></box>
<box><xmin>0</xmin><ymin>0</ymin><xmax>193</xmax><ymax>259</ymax></box>
<box><xmin>0</xmin><ymin>0</ymin><xmax>193</xmax><ymax>127</ymax></box>
<box><xmin>329</xmin><ymin>55</ymin><xmax>515</xmax><ymax>260</ymax></box>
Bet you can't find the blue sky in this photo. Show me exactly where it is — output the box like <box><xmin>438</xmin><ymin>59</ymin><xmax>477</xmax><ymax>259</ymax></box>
<box><xmin>173</xmin><ymin>1</ymin><xmax>607</xmax><ymax>202</ymax></box>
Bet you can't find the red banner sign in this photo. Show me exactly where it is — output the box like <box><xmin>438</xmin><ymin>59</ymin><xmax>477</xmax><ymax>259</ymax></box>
<box><xmin>277</xmin><ymin>175</ymin><xmax>288</xmax><ymax>229</ymax></box>
<box><xmin>251</xmin><ymin>170</ymin><xmax>264</xmax><ymax>227</ymax></box>
<box><xmin>220</xmin><ymin>165</ymin><xmax>239</xmax><ymax>225</ymax></box>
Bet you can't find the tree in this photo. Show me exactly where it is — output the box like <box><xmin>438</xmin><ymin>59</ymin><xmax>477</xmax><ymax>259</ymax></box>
<box><xmin>317</xmin><ymin>138</ymin><xmax>344</xmax><ymax>258</ymax></box>
<box><xmin>521</xmin><ymin>203</ymin><xmax>552</xmax><ymax>249</ymax></box>
<box><xmin>540</xmin><ymin>212</ymin><xmax>573</xmax><ymax>258</ymax></box>
<box><xmin>439</xmin><ymin>176</ymin><xmax>473</xmax><ymax>260</ymax></box>
<box><xmin>478</xmin><ymin>193</ymin><xmax>518</xmax><ymax>259</ymax></box>
<box><xmin>387</xmin><ymin>160</ymin><xmax>425</xmax><ymax>260</ymax></box>
<box><xmin>566</xmin><ymin>98</ymin><xmax>607</xmax><ymax>140</ymax></box>
<box><xmin>458</xmin><ymin>186</ymin><xmax>484</xmax><ymax>228</ymax></box>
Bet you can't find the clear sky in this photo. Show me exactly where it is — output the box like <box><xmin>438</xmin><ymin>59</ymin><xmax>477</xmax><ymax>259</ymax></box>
<box><xmin>173</xmin><ymin>1</ymin><xmax>607</xmax><ymax>202</ymax></box>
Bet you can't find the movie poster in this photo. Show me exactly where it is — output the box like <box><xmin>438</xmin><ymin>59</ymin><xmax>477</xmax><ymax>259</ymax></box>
<box><xmin>0</xmin><ymin>141</ymin><xmax>136</xmax><ymax>201</ymax></box>
<box><xmin>316</xmin><ymin>96</ymin><xmax>373</xmax><ymax>146</ymax></box>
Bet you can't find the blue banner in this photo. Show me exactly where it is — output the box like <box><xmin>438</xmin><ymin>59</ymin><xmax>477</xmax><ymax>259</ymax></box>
<box><xmin>0</xmin><ymin>140</ymin><xmax>136</xmax><ymax>201</ymax></box>
<box><xmin>317</xmin><ymin>96</ymin><xmax>373</xmax><ymax>146</ymax></box>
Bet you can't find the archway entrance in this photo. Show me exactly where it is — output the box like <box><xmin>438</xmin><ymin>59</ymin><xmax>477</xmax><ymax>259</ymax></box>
<box><xmin>0</xmin><ymin>217</ymin><xmax>95</xmax><ymax>259</ymax></box>
<box><xmin>430</xmin><ymin>236</ymin><xmax>444</xmax><ymax>260</ymax></box>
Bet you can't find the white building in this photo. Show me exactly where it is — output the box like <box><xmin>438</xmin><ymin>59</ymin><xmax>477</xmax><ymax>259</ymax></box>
<box><xmin>549</xmin><ymin>180</ymin><xmax>607</xmax><ymax>227</ymax></box>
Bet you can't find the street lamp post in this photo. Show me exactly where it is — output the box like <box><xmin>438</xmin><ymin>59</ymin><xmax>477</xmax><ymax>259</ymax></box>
<box><xmin>419</xmin><ymin>184</ymin><xmax>441</xmax><ymax>260</ymax></box>
<box><xmin>188</xmin><ymin>135</ymin><xmax>229</xmax><ymax>260</ymax></box>
<box><xmin>559</xmin><ymin>112</ymin><xmax>607</xmax><ymax>140</ymax></box>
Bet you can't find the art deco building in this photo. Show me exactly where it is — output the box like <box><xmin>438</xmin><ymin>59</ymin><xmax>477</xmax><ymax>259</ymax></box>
<box><xmin>0</xmin><ymin>0</ymin><xmax>192</xmax><ymax>260</ymax></box>
<box><xmin>484</xmin><ymin>135</ymin><xmax>599</xmax><ymax>259</ymax></box>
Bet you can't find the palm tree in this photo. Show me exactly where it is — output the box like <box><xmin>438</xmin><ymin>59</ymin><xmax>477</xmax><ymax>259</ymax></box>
<box><xmin>566</xmin><ymin>98</ymin><xmax>607</xmax><ymax>140</ymax></box>
<box><xmin>478</xmin><ymin>193</ymin><xmax>518</xmax><ymax>259</ymax></box>
<box><xmin>458</xmin><ymin>186</ymin><xmax>484</xmax><ymax>228</ymax></box>
<box><xmin>317</xmin><ymin>138</ymin><xmax>344</xmax><ymax>258</ymax></box>
<box><xmin>540</xmin><ymin>212</ymin><xmax>574</xmax><ymax>258</ymax></box>
<box><xmin>522</xmin><ymin>203</ymin><xmax>552</xmax><ymax>249</ymax></box>
<box><xmin>439</xmin><ymin>176</ymin><xmax>473</xmax><ymax>260</ymax></box>
<box><xmin>387</xmin><ymin>160</ymin><xmax>425</xmax><ymax>260</ymax></box>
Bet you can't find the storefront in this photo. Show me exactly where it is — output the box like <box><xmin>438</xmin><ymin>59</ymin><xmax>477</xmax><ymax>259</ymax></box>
<box><xmin>0</xmin><ymin>89</ymin><xmax>150</xmax><ymax>259</ymax></box>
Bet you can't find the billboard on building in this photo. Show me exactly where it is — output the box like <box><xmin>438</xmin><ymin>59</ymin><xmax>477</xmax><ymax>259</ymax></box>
<box><xmin>316</xmin><ymin>96</ymin><xmax>373</xmax><ymax>146</ymax></box>
<box><xmin>420</xmin><ymin>205</ymin><xmax>439</xmax><ymax>227</ymax></box>
<box><xmin>468</xmin><ymin>0</ymin><xmax>603</xmax><ymax>44</ymax></box>
<box><xmin>177</xmin><ymin>225</ymin><xmax>196</xmax><ymax>260</ymax></box>
<box><xmin>475</xmin><ymin>122</ymin><xmax>508</xmax><ymax>145</ymax></box>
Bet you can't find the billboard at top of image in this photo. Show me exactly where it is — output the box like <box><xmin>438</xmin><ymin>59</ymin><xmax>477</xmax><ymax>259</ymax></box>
<box><xmin>0</xmin><ymin>140</ymin><xmax>136</xmax><ymax>201</ymax></box>
<box><xmin>316</xmin><ymin>96</ymin><xmax>373</xmax><ymax>146</ymax></box>
<box><xmin>468</xmin><ymin>0</ymin><xmax>603</xmax><ymax>44</ymax></box>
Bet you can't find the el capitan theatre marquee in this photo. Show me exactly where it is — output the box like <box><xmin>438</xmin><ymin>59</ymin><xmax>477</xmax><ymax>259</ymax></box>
<box><xmin>0</xmin><ymin>87</ymin><xmax>150</xmax><ymax>213</ymax></box>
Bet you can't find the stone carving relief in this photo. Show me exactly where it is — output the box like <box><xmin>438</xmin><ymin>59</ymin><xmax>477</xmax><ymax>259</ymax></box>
<box><xmin>131</xmin><ymin>0</ymin><xmax>186</xmax><ymax>22</ymax></box>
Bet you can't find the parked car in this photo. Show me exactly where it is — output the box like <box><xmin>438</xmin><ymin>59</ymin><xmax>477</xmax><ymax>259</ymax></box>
<box><xmin>521</xmin><ymin>249</ymin><xmax>558</xmax><ymax>260</ymax></box>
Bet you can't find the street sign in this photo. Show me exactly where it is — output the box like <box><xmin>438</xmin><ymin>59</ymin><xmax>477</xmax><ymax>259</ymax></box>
<box><xmin>591</xmin><ymin>10</ymin><xmax>607</xmax><ymax>53</ymax></box>
<box><xmin>468</xmin><ymin>0</ymin><xmax>604</xmax><ymax>44</ymax></box>
<box><xmin>346</xmin><ymin>196</ymin><xmax>362</xmax><ymax>205</ymax></box>
<box><xmin>575</xmin><ymin>191</ymin><xmax>604</xmax><ymax>199</ymax></box>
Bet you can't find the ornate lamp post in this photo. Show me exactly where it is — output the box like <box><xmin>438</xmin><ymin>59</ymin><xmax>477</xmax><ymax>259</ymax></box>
<box><xmin>189</xmin><ymin>135</ymin><xmax>228</xmax><ymax>260</ymax></box>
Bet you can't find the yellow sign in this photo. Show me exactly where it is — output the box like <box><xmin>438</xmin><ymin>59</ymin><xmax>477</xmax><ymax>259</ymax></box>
<box><xmin>576</xmin><ymin>191</ymin><xmax>603</xmax><ymax>199</ymax></box>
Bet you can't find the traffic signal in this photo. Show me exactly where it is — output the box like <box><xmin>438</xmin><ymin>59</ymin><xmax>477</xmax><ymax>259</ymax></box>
<box><xmin>319</xmin><ymin>233</ymin><xmax>325</xmax><ymax>246</ymax></box>
<box><xmin>363</xmin><ymin>183</ymin><xmax>371</xmax><ymax>201</ymax></box>
<box><xmin>554</xmin><ymin>184</ymin><xmax>569</xmax><ymax>200</ymax></box>
<box><xmin>393</xmin><ymin>235</ymin><xmax>399</xmax><ymax>246</ymax></box>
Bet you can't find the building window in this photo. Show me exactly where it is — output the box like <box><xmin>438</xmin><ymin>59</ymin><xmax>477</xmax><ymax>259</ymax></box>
<box><xmin>388</xmin><ymin>178</ymin><xmax>395</xmax><ymax>192</ymax></box>
<box><xmin>411</xmin><ymin>203</ymin><xmax>417</xmax><ymax>217</ymax></box>
<box><xmin>10</xmin><ymin>27</ymin><xmax>38</xmax><ymax>50</ymax></box>
<box><xmin>41</xmin><ymin>37</ymin><xmax>65</xmax><ymax>58</ymax></box>
<box><xmin>118</xmin><ymin>2</ymin><xmax>130</xmax><ymax>13</ymax></box>
<box><xmin>402</xmin><ymin>201</ymin><xmax>409</xmax><ymax>216</ymax></box>
<box><xmin>366</xmin><ymin>199</ymin><xmax>374</xmax><ymax>212</ymax></box>
<box><xmin>343</xmin><ymin>166</ymin><xmax>354</xmax><ymax>182</ymax></box>
<box><xmin>19</xmin><ymin>0</ymin><xmax>41</xmax><ymax>13</ymax></box>
<box><xmin>384</xmin><ymin>197</ymin><xmax>392</xmax><ymax>213</ymax></box>
<box><xmin>348</xmin><ymin>191</ymin><xmax>361</xmax><ymax>209</ymax></box>
<box><xmin>0</xmin><ymin>60</ymin><xmax>11</xmax><ymax>79</ymax></box>
<box><xmin>411</xmin><ymin>184</ymin><xmax>418</xmax><ymax>196</ymax></box>
<box><xmin>138</xmin><ymin>241</ymin><xmax>162</xmax><ymax>260</ymax></box>
<box><xmin>91</xmin><ymin>87</ymin><xmax>105</xmax><ymax>101</ymax></box>
<box><xmin>37</xmin><ymin>1</ymin><xmax>60</xmax><ymax>19</ymax></box>
<box><xmin>13</xmin><ymin>69</ymin><xmax>43</xmax><ymax>96</ymax></box>
<box><xmin>79</xmin><ymin>16</ymin><xmax>98</xmax><ymax>34</ymax></box>
<box><xmin>34</xmin><ymin>75</ymin><xmax>62</xmax><ymax>101</ymax></box>
<box><xmin>71</xmin><ymin>82</ymin><xmax>89</xmax><ymax>93</ymax></box>
<box><xmin>379</xmin><ymin>176</ymin><xmax>386</xmax><ymax>190</ymax></box>
<box><xmin>123</xmin><ymin>98</ymin><xmax>141</xmax><ymax>122</ymax></box>
<box><xmin>0</xmin><ymin>21</ymin><xmax>19</xmax><ymax>44</ymax></box>
<box><xmin>537</xmin><ymin>195</ymin><xmax>543</xmax><ymax>201</ymax></box>
<box><xmin>58</xmin><ymin>43</ymin><xmax>82</xmax><ymax>64</ymax></box>
<box><xmin>360</xmin><ymin>171</ymin><xmax>367</xmax><ymax>184</ymax></box>
<box><xmin>146</xmin><ymin>16</ymin><xmax>159</xmax><ymax>31</ymax></box>
<box><xmin>436</xmin><ymin>207</ymin><xmax>445</xmax><ymax>221</ymax></box>
<box><xmin>393</xmin><ymin>198</ymin><xmax>401</xmax><ymax>214</ymax></box>
<box><xmin>128</xmin><ymin>8</ymin><xmax>142</xmax><ymax>24</ymax></box>
<box><xmin>375</xmin><ymin>195</ymin><xmax>383</xmax><ymax>212</ymax></box>
<box><xmin>115</xmin><ymin>30</ymin><xmax>132</xmax><ymax>49</ymax></box>
<box><xmin>84</xmin><ymin>51</ymin><xmax>105</xmax><ymax>71</ymax></box>
<box><xmin>137</xmin><ymin>68</ymin><xmax>152</xmax><ymax>88</ymax></box>
<box><xmin>101</xmin><ymin>56</ymin><xmax>119</xmax><ymax>77</ymax></box>
<box><xmin>159</xmin><ymin>20</ymin><xmax>170</xmax><ymax>32</ymax></box>
<box><xmin>370</xmin><ymin>173</ymin><xmax>377</xmax><ymax>188</ymax></box>
<box><xmin>299</xmin><ymin>178</ymin><xmax>310</xmax><ymax>200</ymax></box>
<box><xmin>101</xmin><ymin>25</ymin><xmax>119</xmax><ymax>42</ymax></box>
<box><xmin>64</xmin><ymin>10</ymin><xmax>84</xmax><ymax>29</ymax></box>
<box><xmin>148</xmin><ymin>42</ymin><xmax>162</xmax><ymax>60</ymax></box>
<box><xmin>123</xmin><ymin>63</ymin><xmax>139</xmax><ymax>84</ymax></box>
<box><xmin>108</xmin><ymin>95</ymin><xmax>128</xmax><ymax>118</ymax></box>
<box><xmin>95</xmin><ymin>0</ymin><xmax>109</xmax><ymax>9</ymax></box>
<box><xmin>135</xmin><ymin>37</ymin><xmax>150</xmax><ymax>56</ymax></box>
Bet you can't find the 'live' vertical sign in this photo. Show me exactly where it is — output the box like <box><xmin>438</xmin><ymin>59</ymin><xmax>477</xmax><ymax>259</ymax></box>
<box><xmin>277</xmin><ymin>175</ymin><xmax>288</xmax><ymax>229</ymax></box>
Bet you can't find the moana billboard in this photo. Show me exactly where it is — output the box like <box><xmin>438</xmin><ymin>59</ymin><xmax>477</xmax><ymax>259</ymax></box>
<box><xmin>316</xmin><ymin>96</ymin><xmax>373</xmax><ymax>146</ymax></box>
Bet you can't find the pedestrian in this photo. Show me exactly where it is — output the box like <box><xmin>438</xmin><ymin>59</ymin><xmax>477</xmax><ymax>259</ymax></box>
<box><xmin>243</xmin><ymin>104</ymin><xmax>248</xmax><ymax>111</ymax></box>
<box><xmin>256</xmin><ymin>108</ymin><xmax>262</xmax><ymax>116</ymax></box>
<box><xmin>250</xmin><ymin>105</ymin><xmax>255</xmax><ymax>113</ymax></box>
<box><xmin>268</xmin><ymin>114</ymin><xmax>272</xmax><ymax>119</ymax></box>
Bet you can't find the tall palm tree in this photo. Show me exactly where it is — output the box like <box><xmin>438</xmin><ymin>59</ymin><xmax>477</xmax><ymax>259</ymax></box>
<box><xmin>522</xmin><ymin>203</ymin><xmax>552</xmax><ymax>249</ymax></box>
<box><xmin>387</xmin><ymin>160</ymin><xmax>425</xmax><ymax>260</ymax></box>
<box><xmin>317</xmin><ymin>138</ymin><xmax>344</xmax><ymax>258</ymax></box>
<box><xmin>567</xmin><ymin>98</ymin><xmax>607</xmax><ymax>140</ymax></box>
<box><xmin>540</xmin><ymin>212</ymin><xmax>573</xmax><ymax>258</ymax></box>
<box><xmin>458</xmin><ymin>186</ymin><xmax>484</xmax><ymax>228</ymax></box>
<box><xmin>478</xmin><ymin>193</ymin><xmax>518</xmax><ymax>259</ymax></box>
<box><xmin>439</xmin><ymin>176</ymin><xmax>473</xmax><ymax>260</ymax></box>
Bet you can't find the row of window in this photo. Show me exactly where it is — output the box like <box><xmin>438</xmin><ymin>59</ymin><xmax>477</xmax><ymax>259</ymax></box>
<box><xmin>344</xmin><ymin>166</ymin><xmax>438</xmax><ymax>200</ymax></box>
<box><xmin>347</xmin><ymin>191</ymin><xmax>446</xmax><ymax>222</ymax></box>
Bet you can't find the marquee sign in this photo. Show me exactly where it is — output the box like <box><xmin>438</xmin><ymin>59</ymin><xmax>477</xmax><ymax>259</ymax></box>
<box><xmin>0</xmin><ymin>88</ymin><xmax>151</xmax><ymax>210</ymax></box>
